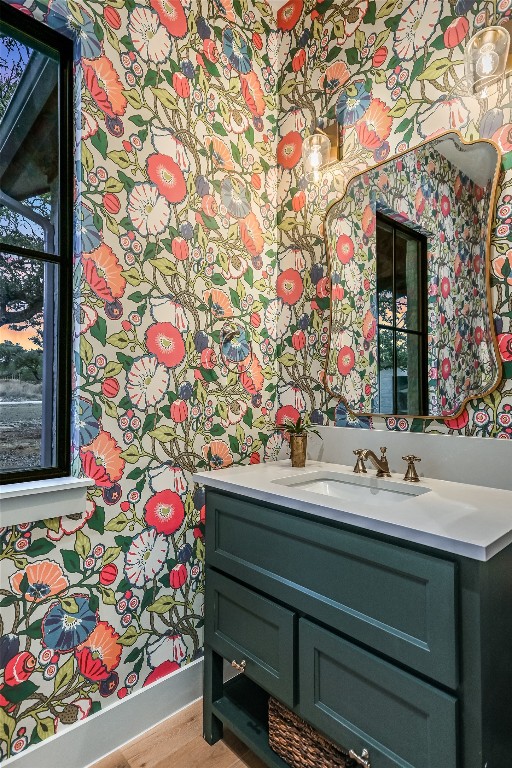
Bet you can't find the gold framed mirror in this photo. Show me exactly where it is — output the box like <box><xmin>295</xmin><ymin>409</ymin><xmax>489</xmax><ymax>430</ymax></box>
<box><xmin>323</xmin><ymin>131</ymin><xmax>503</xmax><ymax>419</ymax></box>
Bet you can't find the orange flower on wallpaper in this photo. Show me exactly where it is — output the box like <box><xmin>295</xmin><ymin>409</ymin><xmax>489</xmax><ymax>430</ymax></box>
<box><xmin>277</xmin><ymin>131</ymin><xmax>302</xmax><ymax>169</ymax></box>
<box><xmin>361</xmin><ymin>204</ymin><xmax>376</xmax><ymax>236</ymax></box>
<box><xmin>83</xmin><ymin>244</ymin><xmax>126</xmax><ymax>303</ymax></box>
<box><xmin>356</xmin><ymin>98</ymin><xmax>392</xmax><ymax>150</ymax></box>
<box><xmin>241</xmin><ymin>70</ymin><xmax>265</xmax><ymax>117</ymax></box>
<box><xmin>240</xmin><ymin>355</ymin><xmax>264</xmax><ymax>394</ymax></box>
<box><xmin>10</xmin><ymin>561</ymin><xmax>69</xmax><ymax>602</ymax></box>
<box><xmin>321</xmin><ymin>61</ymin><xmax>350</xmax><ymax>92</ymax></box>
<box><xmin>203</xmin><ymin>288</ymin><xmax>234</xmax><ymax>319</ymax></box>
<box><xmin>205</xmin><ymin>136</ymin><xmax>234</xmax><ymax>170</ymax></box>
<box><xmin>212</xmin><ymin>0</ymin><xmax>235</xmax><ymax>22</ymax></box>
<box><xmin>80</xmin><ymin>430</ymin><xmax>125</xmax><ymax>488</ymax></box>
<box><xmin>83</xmin><ymin>56</ymin><xmax>127</xmax><ymax>117</ymax></box>
<box><xmin>202</xmin><ymin>439</ymin><xmax>234</xmax><ymax>469</ymax></box>
<box><xmin>492</xmin><ymin>252</ymin><xmax>512</xmax><ymax>286</ymax></box>
<box><xmin>239</xmin><ymin>212</ymin><xmax>264</xmax><ymax>256</ymax></box>
<box><xmin>75</xmin><ymin>622</ymin><xmax>122</xmax><ymax>682</ymax></box>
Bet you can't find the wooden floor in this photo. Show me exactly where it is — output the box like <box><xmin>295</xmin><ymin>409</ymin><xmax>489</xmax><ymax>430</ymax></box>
<box><xmin>90</xmin><ymin>699</ymin><xmax>266</xmax><ymax>768</ymax></box>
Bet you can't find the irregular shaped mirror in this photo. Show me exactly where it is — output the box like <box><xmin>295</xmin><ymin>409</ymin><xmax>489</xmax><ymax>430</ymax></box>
<box><xmin>324</xmin><ymin>132</ymin><xmax>502</xmax><ymax>418</ymax></box>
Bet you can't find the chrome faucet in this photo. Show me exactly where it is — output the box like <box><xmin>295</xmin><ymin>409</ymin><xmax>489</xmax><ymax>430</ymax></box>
<box><xmin>353</xmin><ymin>447</ymin><xmax>391</xmax><ymax>478</ymax></box>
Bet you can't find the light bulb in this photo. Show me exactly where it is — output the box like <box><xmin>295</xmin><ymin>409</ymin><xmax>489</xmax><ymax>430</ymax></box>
<box><xmin>302</xmin><ymin>131</ymin><xmax>332</xmax><ymax>181</ymax></box>
<box><xmin>476</xmin><ymin>44</ymin><xmax>499</xmax><ymax>76</ymax></box>
<box><xmin>465</xmin><ymin>25</ymin><xmax>510</xmax><ymax>95</ymax></box>
<box><xmin>309</xmin><ymin>149</ymin><xmax>323</xmax><ymax>169</ymax></box>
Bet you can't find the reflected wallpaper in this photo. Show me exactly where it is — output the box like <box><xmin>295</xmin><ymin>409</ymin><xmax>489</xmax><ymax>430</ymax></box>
<box><xmin>325</xmin><ymin>142</ymin><xmax>498</xmax><ymax>417</ymax></box>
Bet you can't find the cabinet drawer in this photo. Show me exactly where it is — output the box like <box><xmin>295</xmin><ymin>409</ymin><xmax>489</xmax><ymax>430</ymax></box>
<box><xmin>207</xmin><ymin>491</ymin><xmax>457</xmax><ymax>688</ymax></box>
<box><xmin>299</xmin><ymin>619</ymin><xmax>457</xmax><ymax>768</ymax></box>
<box><xmin>205</xmin><ymin>569</ymin><xmax>295</xmax><ymax>707</ymax></box>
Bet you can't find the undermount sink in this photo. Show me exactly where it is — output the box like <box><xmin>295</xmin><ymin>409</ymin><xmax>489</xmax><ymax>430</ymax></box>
<box><xmin>273</xmin><ymin>469</ymin><xmax>430</xmax><ymax>506</ymax></box>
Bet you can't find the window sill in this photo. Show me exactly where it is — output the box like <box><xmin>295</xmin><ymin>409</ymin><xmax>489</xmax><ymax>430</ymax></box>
<box><xmin>0</xmin><ymin>477</ymin><xmax>92</xmax><ymax>527</ymax></box>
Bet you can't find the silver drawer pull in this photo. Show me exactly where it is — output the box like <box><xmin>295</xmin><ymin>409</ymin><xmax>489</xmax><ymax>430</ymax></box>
<box><xmin>349</xmin><ymin>748</ymin><xmax>371</xmax><ymax>767</ymax></box>
<box><xmin>231</xmin><ymin>659</ymin><xmax>246</xmax><ymax>672</ymax></box>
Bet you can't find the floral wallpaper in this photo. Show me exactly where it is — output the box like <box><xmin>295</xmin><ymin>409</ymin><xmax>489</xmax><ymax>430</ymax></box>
<box><xmin>276</xmin><ymin>0</ymin><xmax>512</xmax><ymax>437</ymax></box>
<box><xmin>3</xmin><ymin>0</ymin><xmax>512</xmax><ymax>762</ymax></box>
<box><xmin>324</xmin><ymin>141</ymin><xmax>499</xmax><ymax>417</ymax></box>
<box><xmin>0</xmin><ymin>0</ymin><xmax>281</xmax><ymax>760</ymax></box>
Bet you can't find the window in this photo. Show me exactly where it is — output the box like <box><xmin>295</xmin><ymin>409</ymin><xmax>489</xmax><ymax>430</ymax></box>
<box><xmin>376</xmin><ymin>213</ymin><xmax>427</xmax><ymax>415</ymax></box>
<box><xmin>0</xmin><ymin>5</ymin><xmax>72</xmax><ymax>484</ymax></box>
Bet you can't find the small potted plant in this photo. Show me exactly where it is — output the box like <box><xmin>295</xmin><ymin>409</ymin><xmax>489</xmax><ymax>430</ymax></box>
<box><xmin>277</xmin><ymin>415</ymin><xmax>321</xmax><ymax>468</ymax></box>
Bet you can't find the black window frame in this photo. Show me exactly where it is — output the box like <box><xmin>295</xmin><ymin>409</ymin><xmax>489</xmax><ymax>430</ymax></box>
<box><xmin>0</xmin><ymin>3</ymin><xmax>73</xmax><ymax>485</ymax></box>
<box><xmin>376</xmin><ymin>211</ymin><xmax>428</xmax><ymax>416</ymax></box>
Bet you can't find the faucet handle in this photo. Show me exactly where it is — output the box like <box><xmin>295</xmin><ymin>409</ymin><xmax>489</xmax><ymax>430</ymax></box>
<box><xmin>379</xmin><ymin>446</ymin><xmax>387</xmax><ymax>457</ymax></box>
<box><xmin>402</xmin><ymin>455</ymin><xmax>421</xmax><ymax>482</ymax></box>
<box><xmin>353</xmin><ymin>449</ymin><xmax>367</xmax><ymax>474</ymax></box>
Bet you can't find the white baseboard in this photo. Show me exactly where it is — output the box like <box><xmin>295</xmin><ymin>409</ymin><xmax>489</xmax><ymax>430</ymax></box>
<box><xmin>4</xmin><ymin>658</ymin><xmax>203</xmax><ymax>768</ymax></box>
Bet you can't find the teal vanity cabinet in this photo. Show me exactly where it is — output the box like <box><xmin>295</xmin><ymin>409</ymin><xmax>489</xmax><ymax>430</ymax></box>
<box><xmin>203</xmin><ymin>489</ymin><xmax>512</xmax><ymax>768</ymax></box>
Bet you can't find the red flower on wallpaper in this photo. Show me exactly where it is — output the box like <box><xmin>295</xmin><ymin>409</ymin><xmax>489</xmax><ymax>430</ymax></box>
<box><xmin>276</xmin><ymin>404</ymin><xmax>300</xmax><ymax>423</ymax></box>
<box><xmin>277</xmin><ymin>0</ymin><xmax>303</xmax><ymax>31</ymax></box>
<box><xmin>336</xmin><ymin>234</ymin><xmax>354</xmax><ymax>264</ymax></box>
<box><xmin>146</xmin><ymin>322</ymin><xmax>186</xmax><ymax>368</ymax></box>
<box><xmin>75</xmin><ymin>622</ymin><xmax>122</xmax><ymax>682</ymax></box>
<box><xmin>144</xmin><ymin>662</ymin><xmax>180</xmax><ymax>687</ymax></box>
<box><xmin>241</xmin><ymin>70</ymin><xmax>266</xmax><ymax>117</ymax></box>
<box><xmin>441</xmin><ymin>357</ymin><xmax>452</xmax><ymax>380</ymax></box>
<box><xmin>277</xmin><ymin>131</ymin><xmax>302</xmax><ymax>169</ymax></box>
<box><xmin>277</xmin><ymin>268</ymin><xmax>304</xmax><ymax>305</ymax></box>
<box><xmin>145</xmin><ymin>490</ymin><xmax>185</xmax><ymax>535</ymax></box>
<box><xmin>83</xmin><ymin>56</ymin><xmax>127</xmax><ymax>117</ymax></box>
<box><xmin>147</xmin><ymin>154</ymin><xmax>187</xmax><ymax>203</ymax></box>
<box><xmin>240</xmin><ymin>212</ymin><xmax>264</xmax><ymax>256</ymax></box>
<box><xmin>356</xmin><ymin>98</ymin><xmax>392</xmax><ymax>150</ymax></box>
<box><xmin>498</xmin><ymin>333</ymin><xmax>512</xmax><ymax>362</ymax></box>
<box><xmin>151</xmin><ymin>0</ymin><xmax>187</xmax><ymax>38</ymax></box>
<box><xmin>80</xmin><ymin>431</ymin><xmax>125</xmax><ymax>488</ymax></box>
<box><xmin>444</xmin><ymin>409</ymin><xmax>469</xmax><ymax>430</ymax></box>
<box><xmin>83</xmin><ymin>244</ymin><xmax>126</xmax><ymax>303</ymax></box>
<box><xmin>337</xmin><ymin>346</ymin><xmax>355</xmax><ymax>376</ymax></box>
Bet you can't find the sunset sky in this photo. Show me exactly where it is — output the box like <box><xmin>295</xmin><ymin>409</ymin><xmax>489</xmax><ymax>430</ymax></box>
<box><xmin>0</xmin><ymin>326</ymin><xmax>37</xmax><ymax>349</ymax></box>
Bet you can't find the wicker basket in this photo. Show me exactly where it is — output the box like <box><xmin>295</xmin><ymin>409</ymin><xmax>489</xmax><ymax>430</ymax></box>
<box><xmin>268</xmin><ymin>697</ymin><xmax>357</xmax><ymax>768</ymax></box>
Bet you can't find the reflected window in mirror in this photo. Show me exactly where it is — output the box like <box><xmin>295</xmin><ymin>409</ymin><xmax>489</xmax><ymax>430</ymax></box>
<box><xmin>376</xmin><ymin>214</ymin><xmax>427</xmax><ymax>416</ymax></box>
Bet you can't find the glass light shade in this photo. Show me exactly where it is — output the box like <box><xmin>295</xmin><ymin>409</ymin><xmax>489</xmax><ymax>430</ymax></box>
<box><xmin>465</xmin><ymin>25</ymin><xmax>510</xmax><ymax>95</ymax></box>
<box><xmin>302</xmin><ymin>132</ymin><xmax>332</xmax><ymax>181</ymax></box>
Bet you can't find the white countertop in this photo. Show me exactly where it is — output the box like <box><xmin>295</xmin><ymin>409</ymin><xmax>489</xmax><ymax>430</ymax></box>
<box><xmin>194</xmin><ymin>460</ymin><xmax>512</xmax><ymax>561</ymax></box>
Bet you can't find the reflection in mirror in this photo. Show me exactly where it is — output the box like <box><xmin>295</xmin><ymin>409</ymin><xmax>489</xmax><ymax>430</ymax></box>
<box><xmin>324</xmin><ymin>132</ymin><xmax>502</xmax><ymax>418</ymax></box>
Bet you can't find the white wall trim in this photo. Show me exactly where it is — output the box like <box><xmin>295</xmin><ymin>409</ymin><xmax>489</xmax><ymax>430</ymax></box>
<box><xmin>4</xmin><ymin>658</ymin><xmax>203</xmax><ymax>768</ymax></box>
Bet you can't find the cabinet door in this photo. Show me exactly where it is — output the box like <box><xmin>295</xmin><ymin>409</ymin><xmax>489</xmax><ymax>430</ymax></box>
<box><xmin>205</xmin><ymin>569</ymin><xmax>295</xmax><ymax>707</ymax></box>
<box><xmin>299</xmin><ymin>619</ymin><xmax>457</xmax><ymax>768</ymax></box>
<box><xmin>207</xmin><ymin>491</ymin><xmax>458</xmax><ymax>688</ymax></box>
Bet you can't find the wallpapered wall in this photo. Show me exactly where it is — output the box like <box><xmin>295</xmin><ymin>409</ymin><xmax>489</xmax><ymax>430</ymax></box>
<box><xmin>277</xmin><ymin>0</ymin><xmax>512</xmax><ymax>437</ymax></box>
<box><xmin>0</xmin><ymin>0</ymin><xmax>281</xmax><ymax>760</ymax></box>
<box><xmin>324</xmin><ymin>143</ymin><xmax>496</xmax><ymax>418</ymax></box>
<box><xmin>3</xmin><ymin>0</ymin><xmax>512</xmax><ymax>761</ymax></box>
